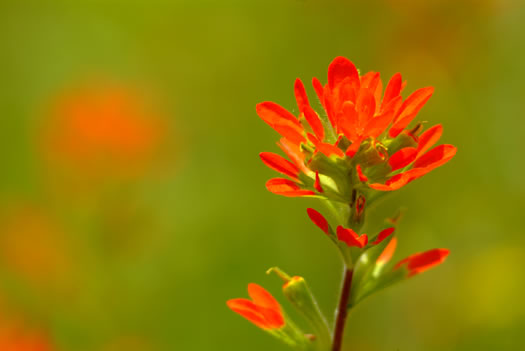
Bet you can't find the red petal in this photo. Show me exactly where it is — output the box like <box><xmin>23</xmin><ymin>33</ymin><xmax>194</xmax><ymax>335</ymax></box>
<box><xmin>339</xmin><ymin>101</ymin><xmax>359</xmax><ymax>140</ymax></box>
<box><xmin>306</xmin><ymin>208</ymin><xmax>329</xmax><ymax>235</ymax></box>
<box><xmin>345</xmin><ymin>138</ymin><xmax>363</xmax><ymax>157</ymax></box>
<box><xmin>260</xmin><ymin>152</ymin><xmax>300</xmax><ymax>180</ymax></box>
<box><xmin>413</xmin><ymin>144</ymin><xmax>457</xmax><ymax>170</ymax></box>
<box><xmin>266</xmin><ymin>178</ymin><xmax>315</xmax><ymax>197</ymax></box>
<box><xmin>395</xmin><ymin>248</ymin><xmax>450</xmax><ymax>277</ymax></box>
<box><xmin>381</xmin><ymin>73</ymin><xmax>402</xmax><ymax>111</ymax></box>
<box><xmin>256</xmin><ymin>101</ymin><xmax>301</xmax><ymax>128</ymax></box>
<box><xmin>388</xmin><ymin>147</ymin><xmax>418</xmax><ymax>171</ymax></box>
<box><xmin>323</xmin><ymin>89</ymin><xmax>337</xmax><ymax>128</ymax></box>
<box><xmin>361</xmin><ymin>71</ymin><xmax>382</xmax><ymax>109</ymax></box>
<box><xmin>336</xmin><ymin>226</ymin><xmax>368</xmax><ymax>248</ymax></box>
<box><xmin>312</xmin><ymin>77</ymin><xmax>325</xmax><ymax>104</ymax></box>
<box><xmin>389</xmin><ymin>87</ymin><xmax>434</xmax><ymax>137</ymax></box>
<box><xmin>363</xmin><ymin>108</ymin><xmax>395</xmax><ymax>138</ymax></box>
<box><xmin>256</xmin><ymin>102</ymin><xmax>306</xmax><ymax>144</ymax></box>
<box><xmin>259</xmin><ymin>306</ymin><xmax>286</xmax><ymax>329</ymax></box>
<box><xmin>356</xmin><ymin>88</ymin><xmax>376</xmax><ymax>127</ymax></box>
<box><xmin>294</xmin><ymin>78</ymin><xmax>310</xmax><ymax>112</ymax></box>
<box><xmin>376</xmin><ymin>237</ymin><xmax>397</xmax><ymax>264</ymax></box>
<box><xmin>368</xmin><ymin>170</ymin><xmax>420</xmax><ymax>191</ymax></box>
<box><xmin>356</xmin><ymin>164</ymin><xmax>368</xmax><ymax>182</ymax></box>
<box><xmin>417</xmin><ymin>124</ymin><xmax>443</xmax><ymax>157</ymax></box>
<box><xmin>248</xmin><ymin>283</ymin><xmax>281</xmax><ymax>311</ymax></box>
<box><xmin>373</xmin><ymin>227</ymin><xmax>395</xmax><ymax>245</ymax></box>
<box><xmin>277</xmin><ymin>138</ymin><xmax>308</xmax><ymax>173</ymax></box>
<box><xmin>316</xmin><ymin>142</ymin><xmax>345</xmax><ymax>158</ymax></box>
<box><xmin>328</xmin><ymin>57</ymin><xmax>360</xmax><ymax>90</ymax></box>
<box><xmin>303</xmin><ymin>106</ymin><xmax>325</xmax><ymax>140</ymax></box>
<box><xmin>361</xmin><ymin>72</ymin><xmax>380</xmax><ymax>92</ymax></box>
<box><xmin>227</xmin><ymin>299</ymin><xmax>272</xmax><ymax>329</ymax></box>
<box><xmin>314</xmin><ymin>172</ymin><xmax>323</xmax><ymax>192</ymax></box>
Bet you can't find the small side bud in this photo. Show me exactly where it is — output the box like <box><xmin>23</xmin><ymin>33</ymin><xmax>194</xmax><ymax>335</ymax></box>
<box><xmin>268</xmin><ymin>268</ymin><xmax>332</xmax><ymax>350</ymax></box>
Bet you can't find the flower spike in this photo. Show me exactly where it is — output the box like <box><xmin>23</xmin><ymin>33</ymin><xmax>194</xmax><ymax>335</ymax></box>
<box><xmin>245</xmin><ymin>56</ymin><xmax>456</xmax><ymax>351</ymax></box>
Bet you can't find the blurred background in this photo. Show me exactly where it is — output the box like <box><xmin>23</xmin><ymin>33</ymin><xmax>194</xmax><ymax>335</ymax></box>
<box><xmin>0</xmin><ymin>0</ymin><xmax>523</xmax><ymax>350</ymax></box>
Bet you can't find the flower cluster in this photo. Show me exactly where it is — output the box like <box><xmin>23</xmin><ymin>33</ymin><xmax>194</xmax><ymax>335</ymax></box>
<box><xmin>228</xmin><ymin>57</ymin><xmax>455</xmax><ymax>351</ymax></box>
<box><xmin>258</xmin><ymin>56</ymin><xmax>456</xmax><ymax>202</ymax></box>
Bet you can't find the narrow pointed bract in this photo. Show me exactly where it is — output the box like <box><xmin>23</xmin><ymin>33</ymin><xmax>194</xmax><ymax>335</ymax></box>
<box><xmin>396</xmin><ymin>248</ymin><xmax>450</xmax><ymax>277</ymax></box>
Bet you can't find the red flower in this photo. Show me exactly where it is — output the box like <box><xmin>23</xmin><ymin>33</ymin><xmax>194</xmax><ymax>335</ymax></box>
<box><xmin>257</xmin><ymin>57</ymin><xmax>456</xmax><ymax>199</ymax></box>
<box><xmin>227</xmin><ymin>283</ymin><xmax>285</xmax><ymax>330</ymax></box>
<box><xmin>395</xmin><ymin>248</ymin><xmax>450</xmax><ymax>277</ymax></box>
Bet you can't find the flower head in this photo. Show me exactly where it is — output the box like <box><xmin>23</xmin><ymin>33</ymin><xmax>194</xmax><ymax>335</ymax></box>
<box><xmin>257</xmin><ymin>57</ymin><xmax>456</xmax><ymax>201</ymax></box>
<box><xmin>227</xmin><ymin>283</ymin><xmax>285</xmax><ymax>330</ymax></box>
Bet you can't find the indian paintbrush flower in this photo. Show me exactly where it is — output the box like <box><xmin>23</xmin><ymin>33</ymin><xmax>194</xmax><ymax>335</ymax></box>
<box><xmin>227</xmin><ymin>283</ymin><xmax>285</xmax><ymax>330</ymax></box>
<box><xmin>229</xmin><ymin>57</ymin><xmax>456</xmax><ymax>351</ymax></box>
<box><xmin>227</xmin><ymin>283</ymin><xmax>310</xmax><ymax>348</ymax></box>
<box><xmin>257</xmin><ymin>56</ymin><xmax>456</xmax><ymax>205</ymax></box>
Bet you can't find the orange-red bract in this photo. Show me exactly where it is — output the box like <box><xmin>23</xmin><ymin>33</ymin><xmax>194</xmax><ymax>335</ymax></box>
<box><xmin>395</xmin><ymin>248</ymin><xmax>450</xmax><ymax>277</ymax></box>
<box><xmin>227</xmin><ymin>283</ymin><xmax>285</xmax><ymax>330</ymax></box>
<box><xmin>336</xmin><ymin>226</ymin><xmax>368</xmax><ymax>248</ymax></box>
<box><xmin>372</xmin><ymin>227</ymin><xmax>395</xmax><ymax>245</ymax></box>
<box><xmin>306</xmin><ymin>208</ymin><xmax>330</xmax><ymax>235</ymax></box>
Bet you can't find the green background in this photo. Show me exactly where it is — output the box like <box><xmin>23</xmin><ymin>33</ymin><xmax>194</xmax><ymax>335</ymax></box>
<box><xmin>0</xmin><ymin>0</ymin><xmax>524</xmax><ymax>350</ymax></box>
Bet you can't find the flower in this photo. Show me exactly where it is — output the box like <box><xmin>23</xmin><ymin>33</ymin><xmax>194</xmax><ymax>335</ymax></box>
<box><xmin>257</xmin><ymin>57</ymin><xmax>456</xmax><ymax>201</ymax></box>
<box><xmin>227</xmin><ymin>283</ymin><xmax>285</xmax><ymax>330</ymax></box>
<box><xmin>40</xmin><ymin>80</ymin><xmax>168</xmax><ymax>179</ymax></box>
<box><xmin>0</xmin><ymin>311</ymin><xmax>54</xmax><ymax>351</ymax></box>
<box><xmin>0</xmin><ymin>204</ymin><xmax>73</xmax><ymax>293</ymax></box>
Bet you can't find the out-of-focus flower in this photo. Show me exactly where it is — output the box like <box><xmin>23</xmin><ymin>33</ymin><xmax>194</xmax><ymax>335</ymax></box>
<box><xmin>0</xmin><ymin>309</ymin><xmax>53</xmax><ymax>351</ymax></box>
<box><xmin>0</xmin><ymin>204</ymin><xmax>73</xmax><ymax>294</ymax></box>
<box><xmin>227</xmin><ymin>283</ymin><xmax>284</xmax><ymax>330</ymax></box>
<box><xmin>257</xmin><ymin>57</ymin><xmax>456</xmax><ymax>202</ymax></box>
<box><xmin>40</xmin><ymin>80</ymin><xmax>170</xmax><ymax>180</ymax></box>
<box><xmin>0</xmin><ymin>327</ymin><xmax>53</xmax><ymax>351</ymax></box>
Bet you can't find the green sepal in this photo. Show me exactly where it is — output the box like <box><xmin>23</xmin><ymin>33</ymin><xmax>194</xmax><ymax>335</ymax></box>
<box><xmin>268</xmin><ymin>267</ymin><xmax>332</xmax><ymax>351</ymax></box>
<box><xmin>307</xmin><ymin>152</ymin><xmax>353</xmax><ymax>202</ymax></box>
<box><xmin>351</xmin><ymin>267</ymin><xmax>407</xmax><ymax>306</ymax></box>
<box><xmin>383</xmin><ymin>131</ymin><xmax>418</xmax><ymax>155</ymax></box>
<box><xmin>265</xmin><ymin>321</ymin><xmax>312</xmax><ymax>350</ymax></box>
<box><xmin>349</xmin><ymin>235</ymin><xmax>403</xmax><ymax>307</ymax></box>
<box><xmin>353</xmin><ymin>139</ymin><xmax>387</xmax><ymax>167</ymax></box>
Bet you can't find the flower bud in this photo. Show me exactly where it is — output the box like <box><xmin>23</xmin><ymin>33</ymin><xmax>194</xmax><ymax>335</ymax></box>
<box><xmin>268</xmin><ymin>267</ymin><xmax>331</xmax><ymax>350</ymax></box>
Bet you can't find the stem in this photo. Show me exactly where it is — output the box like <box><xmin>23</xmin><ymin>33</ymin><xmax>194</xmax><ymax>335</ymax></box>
<box><xmin>332</xmin><ymin>267</ymin><xmax>353</xmax><ymax>351</ymax></box>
